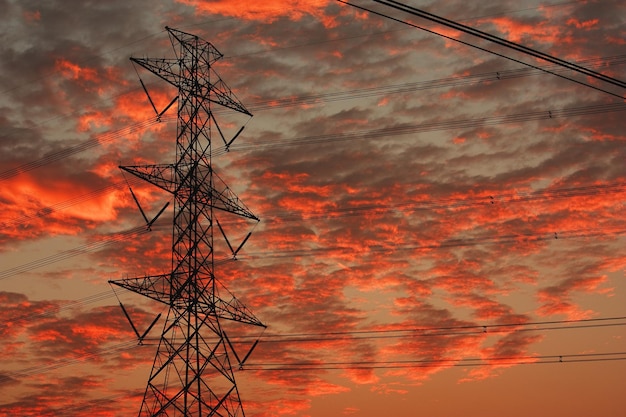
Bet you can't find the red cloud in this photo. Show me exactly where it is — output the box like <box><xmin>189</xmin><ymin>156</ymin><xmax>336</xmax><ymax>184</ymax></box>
<box><xmin>0</xmin><ymin>173</ymin><xmax>128</xmax><ymax>242</ymax></box>
<box><xmin>537</xmin><ymin>275</ymin><xmax>612</xmax><ymax>319</ymax></box>
<box><xmin>55</xmin><ymin>59</ymin><xmax>100</xmax><ymax>83</ymax></box>
<box><xmin>567</xmin><ymin>18</ymin><xmax>599</xmax><ymax>30</ymax></box>
<box><xmin>176</xmin><ymin>0</ymin><xmax>338</xmax><ymax>27</ymax></box>
<box><xmin>25</xmin><ymin>305</ymin><xmax>134</xmax><ymax>358</ymax></box>
<box><xmin>0</xmin><ymin>291</ymin><xmax>58</xmax><ymax>339</ymax></box>
<box><xmin>246</xmin><ymin>398</ymin><xmax>311</xmax><ymax>417</ymax></box>
<box><xmin>462</xmin><ymin>331</ymin><xmax>543</xmax><ymax>381</ymax></box>
<box><xmin>480</xmin><ymin>16</ymin><xmax>568</xmax><ymax>45</ymax></box>
<box><xmin>53</xmin><ymin>58</ymin><xmax>126</xmax><ymax>96</ymax></box>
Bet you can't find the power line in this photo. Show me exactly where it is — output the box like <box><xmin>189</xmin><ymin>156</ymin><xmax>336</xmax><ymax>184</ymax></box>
<box><xmin>2</xmin><ymin>223</ymin><xmax>623</xmax><ymax>281</ymax></box>
<box><xmin>0</xmin><ymin>341</ymin><xmax>139</xmax><ymax>383</ymax></box>
<box><xmin>3</xmin><ymin>216</ymin><xmax>624</xmax><ymax>283</ymax></box>
<box><xmin>245</xmin><ymin>55</ymin><xmax>626</xmax><ymax>112</ymax></box>
<box><xmin>2</xmin><ymin>57</ymin><xmax>624</xmax><ymax>182</ymax></box>
<box><xmin>237</xmin><ymin>226</ymin><xmax>626</xmax><ymax>261</ymax></box>
<box><xmin>371</xmin><ymin>0</ymin><xmax>626</xmax><ymax>90</ymax></box>
<box><xmin>0</xmin><ymin>3</ymin><xmax>606</xmax><ymax>146</ymax></box>
<box><xmin>3</xmin><ymin>4</ymin><xmax>623</xmax><ymax>412</ymax></box>
<box><xmin>143</xmin><ymin>321</ymin><xmax>626</xmax><ymax>345</ymax></box>
<box><xmin>244</xmin><ymin>352</ymin><xmax>626</xmax><ymax>371</ymax></box>
<box><xmin>4</xmin><ymin>315</ymin><xmax>623</xmax><ymax>379</ymax></box>
<box><xmin>1</xmin><ymin>0</ymin><xmax>584</xmax><ymax>97</ymax></box>
<box><xmin>5</xmin><ymin>97</ymin><xmax>622</xmax><ymax>183</ymax></box>
<box><xmin>2</xmin><ymin>2</ymin><xmax>585</xmax><ymax>152</ymax></box>
<box><xmin>262</xmin><ymin>181</ymin><xmax>626</xmax><ymax>223</ymax></box>
<box><xmin>251</xmin><ymin>316</ymin><xmax>626</xmax><ymax>343</ymax></box>
<box><xmin>220</xmin><ymin>101</ymin><xmax>626</xmax><ymax>156</ymax></box>
<box><xmin>1</xmin><ymin>178</ymin><xmax>140</xmax><ymax>229</ymax></box>
<box><xmin>0</xmin><ymin>115</ymin><xmax>174</xmax><ymax>181</ymax></box>
<box><xmin>339</xmin><ymin>0</ymin><xmax>626</xmax><ymax>99</ymax></box>
<box><xmin>0</xmin><ymin>225</ymin><xmax>153</xmax><ymax>281</ymax></box>
<box><xmin>0</xmin><ymin>290</ymin><xmax>117</xmax><ymax>329</ymax></box>
<box><xmin>2</xmin><ymin>2</ymin><xmax>617</xmax><ymax>195</ymax></box>
<box><xmin>223</xmin><ymin>1</ymin><xmax>587</xmax><ymax>60</ymax></box>
<box><xmin>253</xmin><ymin>323</ymin><xmax>626</xmax><ymax>344</ymax></box>
<box><xmin>6</xmin><ymin>171</ymin><xmax>626</xmax><ymax>232</ymax></box>
<box><xmin>6</xmin><ymin>276</ymin><xmax>626</xmax><ymax>337</ymax></box>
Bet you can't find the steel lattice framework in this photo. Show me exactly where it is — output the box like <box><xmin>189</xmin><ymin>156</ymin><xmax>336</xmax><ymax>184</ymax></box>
<box><xmin>110</xmin><ymin>27</ymin><xmax>264</xmax><ymax>417</ymax></box>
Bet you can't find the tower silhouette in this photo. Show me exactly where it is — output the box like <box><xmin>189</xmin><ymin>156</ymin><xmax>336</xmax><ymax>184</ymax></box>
<box><xmin>110</xmin><ymin>27</ymin><xmax>264</xmax><ymax>417</ymax></box>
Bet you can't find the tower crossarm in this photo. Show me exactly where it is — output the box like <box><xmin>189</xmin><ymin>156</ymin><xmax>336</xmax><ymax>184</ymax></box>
<box><xmin>202</xmin><ymin>73</ymin><xmax>252</xmax><ymax>116</ymax></box>
<box><xmin>212</xmin><ymin>296</ymin><xmax>266</xmax><ymax>327</ymax></box>
<box><xmin>109</xmin><ymin>274</ymin><xmax>172</xmax><ymax>305</ymax></box>
<box><xmin>109</xmin><ymin>273</ymin><xmax>265</xmax><ymax>328</ymax></box>
<box><xmin>120</xmin><ymin>164</ymin><xmax>176</xmax><ymax>194</ymax></box>
<box><xmin>131</xmin><ymin>58</ymin><xmax>251</xmax><ymax>116</ymax></box>
<box><xmin>165</xmin><ymin>295</ymin><xmax>266</xmax><ymax>328</ymax></box>
<box><xmin>201</xmin><ymin>173</ymin><xmax>259</xmax><ymax>221</ymax></box>
<box><xmin>166</xmin><ymin>26</ymin><xmax>224</xmax><ymax>65</ymax></box>
<box><xmin>130</xmin><ymin>57</ymin><xmax>181</xmax><ymax>90</ymax></box>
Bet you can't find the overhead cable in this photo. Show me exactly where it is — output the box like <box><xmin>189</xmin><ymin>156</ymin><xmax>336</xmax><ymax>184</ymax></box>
<box><xmin>0</xmin><ymin>341</ymin><xmax>139</xmax><ymax>383</ymax></box>
<box><xmin>3</xmin><ymin>59</ymin><xmax>624</xmax><ymax>180</ymax></box>
<box><xmin>244</xmin><ymin>351</ymin><xmax>626</xmax><ymax>371</ymax></box>
<box><xmin>4</xmin><ymin>316</ymin><xmax>624</xmax><ymax>379</ymax></box>
<box><xmin>251</xmin><ymin>316</ymin><xmax>626</xmax><ymax>343</ymax></box>
<box><xmin>2</xmin><ymin>224</ymin><xmax>624</xmax><ymax>281</ymax></box>
<box><xmin>0</xmin><ymin>226</ymin><xmax>152</xmax><ymax>281</ymax></box>
<box><xmin>219</xmin><ymin>101</ymin><xmax>626</xmax><ymax>156</ymax></box>
<box><xmin>339</xmin><ymin>0</ymin><xmax>626</xmax><ymax>99</ymax></box>
<box><xmin>238</xmin><ymin>227</ymin><xmax>626</xmax><ymax>261</ymax></box>
<box><xmin>0</xmin><ymin>115</ymin><xmax>174</xmax><ymax>181</ymax></box>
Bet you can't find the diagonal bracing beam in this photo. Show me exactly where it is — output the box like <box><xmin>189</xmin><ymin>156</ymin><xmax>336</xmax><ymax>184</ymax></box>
<box><xmin>110</xmin><ymin>26</ymin><xmax>264</xmax><ymax>417</ymax></box>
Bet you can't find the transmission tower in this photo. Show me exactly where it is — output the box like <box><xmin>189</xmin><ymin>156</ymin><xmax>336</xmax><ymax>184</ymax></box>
<box><xmin>109</xmin><ymin>27</ymin><xmax>265</xmax><ymax>417</ymax></box>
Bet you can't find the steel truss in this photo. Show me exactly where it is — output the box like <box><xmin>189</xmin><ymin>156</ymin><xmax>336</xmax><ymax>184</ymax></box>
<box><xmin>110</xmin><ymin>27</ymin><xmax>264</xmax><ymax>417</ymax></box>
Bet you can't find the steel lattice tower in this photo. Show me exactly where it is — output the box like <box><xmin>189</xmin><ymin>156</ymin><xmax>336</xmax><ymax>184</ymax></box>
<box><xmin>110</xmin><ymin>27</ymin><xmax>264</xmax><ymax>417</ymax></box>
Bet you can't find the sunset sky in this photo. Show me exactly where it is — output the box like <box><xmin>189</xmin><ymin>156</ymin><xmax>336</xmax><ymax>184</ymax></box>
<box><xmin>1</xmin><ymin>1</ymin><xmax>625</xmax><ymax>416</ymax></box>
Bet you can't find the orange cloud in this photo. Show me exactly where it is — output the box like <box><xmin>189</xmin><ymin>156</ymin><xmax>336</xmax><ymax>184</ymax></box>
<box><xmin>462</xmin><ymin>332</ymin><xmax>543</xmax><ymax>381</ymax></box>
<box><xmin>537</xmin><ymin>275</ymin><xmax>612</xmax><ymax>319</ymax></box>
<box><xmin>492</xmin><ymin>16</ymin><xmax>563</xmax><ymax>44</ymax></box>
<box><xmin>0</xmin><ymin>292</ymin><xmax>58</xmax><ymax>339</ymax></box>
<box><xmin>0</xmin><ymin>173</ymin><xmax>129</xmax><ymax>242</ymax></box>
<box><xmin>114</xmin><ymin>89</ymin><xmax>167</xmax><ymax>124</ymax></box>
<box><xmin>176</xmin><ymin>0</ymin><xmax>337</xmax><ymax>27</ymax></box>
<box><xmin>566</xmin><ymin>18</ymin><xmax>599</xmax><ymax>30</ymax></box>
<box><xmin>55</xmin><ymin>59</ymin><xmax>100</xmax><ymax>83</ymax></box>
<box><xmin>246</xmin><ymin>398</ymin><xmax>311</xmax><ymax>417</ymax></box>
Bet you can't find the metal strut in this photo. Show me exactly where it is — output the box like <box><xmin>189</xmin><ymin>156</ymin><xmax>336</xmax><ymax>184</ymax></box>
<box><xmin>109</xmin><ymin>26</ymin><xmax>264</xmax><ymax>417</ymax></box>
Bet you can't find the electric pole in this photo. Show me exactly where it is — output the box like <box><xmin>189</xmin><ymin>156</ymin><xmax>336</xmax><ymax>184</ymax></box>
<box><xmin>110</xmin><ymin>27</ymin><xmax>264</xmax><ymax>417</ymax></box>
